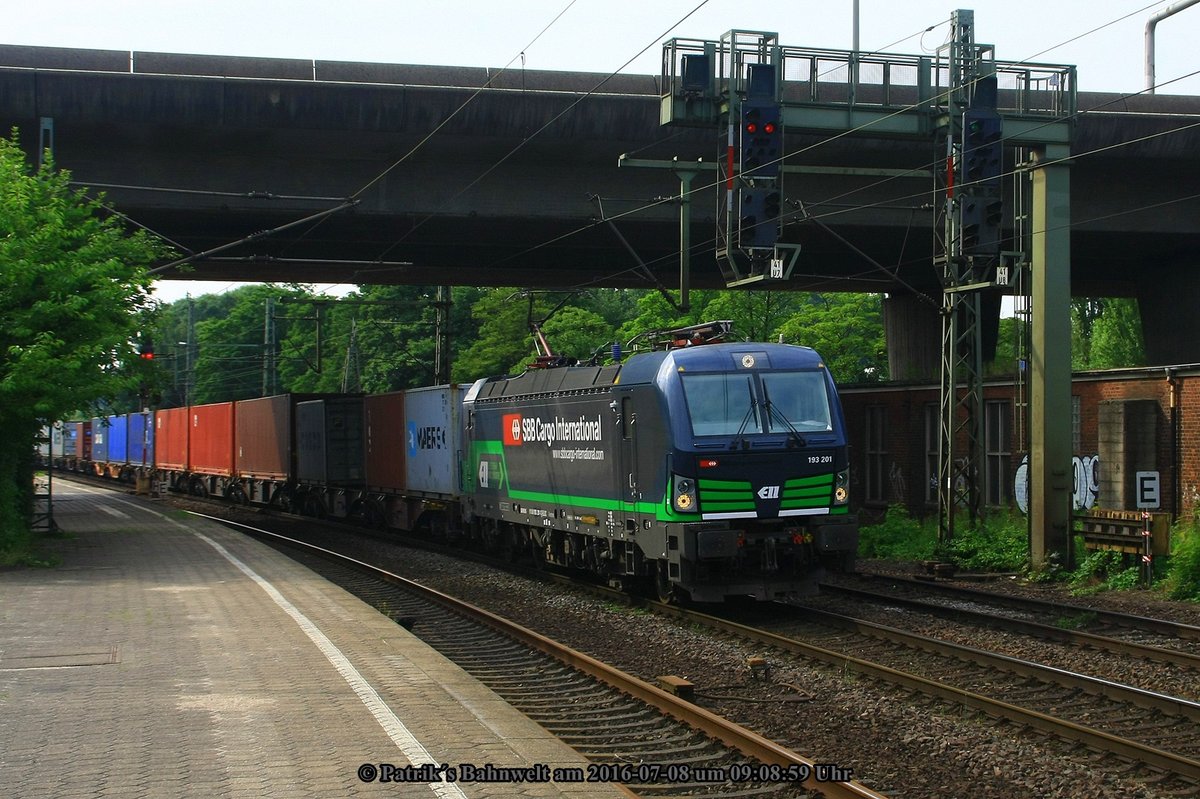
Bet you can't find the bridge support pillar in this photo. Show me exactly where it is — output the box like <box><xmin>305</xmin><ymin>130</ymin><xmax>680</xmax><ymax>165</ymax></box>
<box><xmin>883</xmin><ymin>294</ymin><xmax>941</xmax><ymax>381</ymax></box>
<box><xmin>1029</xmin><ymin>146</ymin><xmax>1073</xmax><ymax>566</ymax></box>
<box><xmin>1138</xmin><ymin>263</ymin><xmax>1200</xmax><ymax>364</ymax></box>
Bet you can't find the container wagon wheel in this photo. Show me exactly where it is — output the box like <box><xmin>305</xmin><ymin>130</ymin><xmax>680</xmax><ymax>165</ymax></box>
<box><xmin>227</xmin><ymin>484</ymin><xmax>249</xmax><ymax>505</ymax></box>
<box><xmin>302</xmin><ymin>493</ymin><xmax>326</xmax><ymax>519</ymax></box>
<box><xmin>270</xmin><ymin>486</ymin><xmax>296</xmax><ymax>513</ymax></box>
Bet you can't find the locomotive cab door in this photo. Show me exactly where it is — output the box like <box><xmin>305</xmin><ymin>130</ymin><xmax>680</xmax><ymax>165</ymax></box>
<box><xmin>615</xmin><ymin>390</ymin><xmax>639</xmax><ymax>528</ymax></box>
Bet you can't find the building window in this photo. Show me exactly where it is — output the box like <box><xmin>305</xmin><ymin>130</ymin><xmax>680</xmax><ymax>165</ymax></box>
<box><xmin>985</xmin><ymin>400</ymin><xmax>1012</xmax><ymax>506</ymax></box>
<box><xmin>865</xmin><ymin>405</ymin><xmax>887</xmax><ymax>503</ymax></box>
<box><xmin>924</xmin><ymin>403</ymin><xmax>939</xmax><ymax>504</ymax></box>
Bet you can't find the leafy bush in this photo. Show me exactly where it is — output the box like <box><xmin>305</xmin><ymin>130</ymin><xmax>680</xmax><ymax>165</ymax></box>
<box><xmin>946</xmin><ymin>513</ymin><xmax>1029</xmax><ymax>572</ymax></box>
<box><xmin>1068</xmin><ymin>550</ymin><xmax>1142</xmax><ymax>596</ymax></box>
<box><xmin>1163</xmin><ymin>520</ymin><xmax>1200</xmax><ymax>601</ymax></box>
<box><xmin>857</xmin><ymin>505</ymin><xmax>937</xmax><ymax>560</ymax></box>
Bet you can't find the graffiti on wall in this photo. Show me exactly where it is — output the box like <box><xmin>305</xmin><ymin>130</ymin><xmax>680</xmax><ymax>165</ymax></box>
<box><xmin>1015</xmin><ymin>454</ymin><xmax>1101</xmax><ymax>514</ymax></box>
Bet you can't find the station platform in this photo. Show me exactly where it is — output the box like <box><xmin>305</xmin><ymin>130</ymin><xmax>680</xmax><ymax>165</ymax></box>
<box><xmin>0</xmin><ymin>482</ymin><xmax>629</xmax><ymax>798</ymax></box>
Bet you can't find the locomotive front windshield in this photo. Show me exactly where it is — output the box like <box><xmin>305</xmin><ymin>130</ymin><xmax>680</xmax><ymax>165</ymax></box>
<box><xmin>682</xmin><ymin>370</ymin><xmax>832</xmax><ymax>437</ymax></box>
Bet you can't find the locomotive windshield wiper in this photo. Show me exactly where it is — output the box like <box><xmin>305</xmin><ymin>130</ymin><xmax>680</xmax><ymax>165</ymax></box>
<box><xmin>762</xmin><ymin>381</ymin><xmax>806</xmax><ymax>448</ymax></box>
<box><xmin>730</xmin><ymin>377</ymin><xmax>757</xmax><ymax>451</ymax></box>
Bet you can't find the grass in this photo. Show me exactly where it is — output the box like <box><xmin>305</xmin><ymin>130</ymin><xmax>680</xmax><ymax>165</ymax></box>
<box><xmin>856</xmin><ymin>505</ymin><xmax>1028</xmax><ymax>572</ymax></box>
<box><xmin>858</xmin><ymin>506</ymin><xmax>1200</xmax><ymax>602</ymax></box>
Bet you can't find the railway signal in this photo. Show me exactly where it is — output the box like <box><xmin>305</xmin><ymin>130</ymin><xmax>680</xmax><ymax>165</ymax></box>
<box><xmin>738</xmin><ymin>187</ymin><xmax>781</xmax><ymax>249</ymax></box>
<box><xmin>739</xmin><ymin>99</ymin><xmax>781</xmax><ymax>179</ymax></box>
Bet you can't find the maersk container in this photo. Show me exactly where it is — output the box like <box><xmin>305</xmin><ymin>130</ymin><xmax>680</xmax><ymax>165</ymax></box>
<box><xmin>189</xmin><ymin>402</ymin><xmax>236</xmax><ymax>476</ymax></box>
<box><xmin>235</xmin><ymin>395</ymin><xmax>292</xmax><ymax>480</ymax></box>
<box><xmin>154</xmin><ymin>407</ymin><xmax>189</xmax><ymax>472</ymax></box>
<box><xmin>364</xmin><ymin>392</ymin><xmax>406</xmax><ymax>492</ymax></box>
<box><xmin>296</xmin><ymin>398</ymin><xmax>365</xmax><ymax>486</ymax></box>
<box><xmin>403</xmin><ymin>385</ymin><xmax>463</xmax><ymax>496</ymax></box>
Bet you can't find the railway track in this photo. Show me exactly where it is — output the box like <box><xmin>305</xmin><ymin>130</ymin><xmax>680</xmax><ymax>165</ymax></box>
<box><xmin>194</xmin><ymin>512</ymin><xmax>886</xmax><ymax>799</ymax></box>
<box><xmin>814</xmin><ymin>580</ymin><xmax>1200</xmax><ymax>675</ymax></box>
<box><xmin>661</xmin><ymin>601</ymin><xmax>1200</xmax><ymax>789</ymax></box>
<box><xmin>825</xmin><ymin>572</ymin><xmax>1200</xmax><ymax>645</ymax></box>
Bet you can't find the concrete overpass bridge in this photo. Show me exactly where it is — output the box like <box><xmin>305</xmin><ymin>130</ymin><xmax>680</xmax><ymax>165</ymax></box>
<box><xmin>2</xmin><ymin>43</ymin><xmax>1199</xmax><ymax>364</ymax></box>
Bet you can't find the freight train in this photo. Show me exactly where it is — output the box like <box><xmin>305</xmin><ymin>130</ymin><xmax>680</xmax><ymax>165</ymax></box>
<box><xmin>48</xmin><ymin>322</ymin><xmax>858</xmax><ymax>603</ymax></box>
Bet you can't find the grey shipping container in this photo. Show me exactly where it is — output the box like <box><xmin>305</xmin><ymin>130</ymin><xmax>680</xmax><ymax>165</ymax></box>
<box><xmin>296</xmin><ymin>398</ymin><xmax>365</xmax><ymax>486</ymax></box>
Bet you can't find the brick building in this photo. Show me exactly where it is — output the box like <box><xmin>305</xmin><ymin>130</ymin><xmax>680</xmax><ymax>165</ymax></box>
<box><xmin>839</xmin><ymin>364</ymin><xmax>1200</xmax><ymax>523</ymax></box>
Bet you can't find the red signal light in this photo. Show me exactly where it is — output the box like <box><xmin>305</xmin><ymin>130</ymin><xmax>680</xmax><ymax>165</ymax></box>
<box><xmin>139</xmin><ymin>352</ymin><xmax>154</xmax><ymax>360</ymax></box>
<box><xmin>745</xmin><ymin>122</ymin><xmax>758</xmax><ymax>134</ymax></box>
<box><xmin>763</xmin><ymin>122</ymin><xmax>777</xmax><ymax>134</ymax></box>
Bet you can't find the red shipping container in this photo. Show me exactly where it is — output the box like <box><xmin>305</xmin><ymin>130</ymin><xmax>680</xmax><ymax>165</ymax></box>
<box><xmin>365</xmin><ymin>392</ymin><xmax>407</xmax><ymax>492</ymax></box>
<box><xmin>235</xmin><ymin>395</ymin><xmax>291</xmax><ymax>480</ymax></box>
<box><xmin>154</xmin><ymin>407</ymin><xmax>190</xmax><ymax>472</ymax></box>
<box><xmin>189</xmin><ymin>402</ymin><xmax>236</xmax><ymax>476</ymax></box>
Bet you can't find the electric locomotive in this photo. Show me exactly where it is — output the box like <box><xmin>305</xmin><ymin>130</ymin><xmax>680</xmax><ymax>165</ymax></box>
<box><xmin>461</xmin><ymin>322</ymin><xmax>857</xmax><ymax>602</ymax></box>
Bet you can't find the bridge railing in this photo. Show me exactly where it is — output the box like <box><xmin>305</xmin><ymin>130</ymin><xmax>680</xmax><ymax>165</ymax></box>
<box><xmin>662</xmin><ymin>35</ymin><xmax>1076</xmax><ymax>122</ymax></box>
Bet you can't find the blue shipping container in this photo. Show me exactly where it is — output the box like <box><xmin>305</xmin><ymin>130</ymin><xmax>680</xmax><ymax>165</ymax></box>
<box><xmin>105</xmin><ymin>414</ymin><xmax>129</xmax><ymax>464</ymax></box>
<box><xmin>90</xmin><ymin>416</ymin><xmax>108</xmax><ymax>463</ymax></box>
<box><xmin>127</xmin><ymin>411</ymin><xmax>153</xmax><ymax>466</ymax></box>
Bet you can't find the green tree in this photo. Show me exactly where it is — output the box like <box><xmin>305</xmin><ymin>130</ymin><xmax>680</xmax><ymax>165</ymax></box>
<box><xmin>1072</xmin><ymin>298</ymin><xmax>1145</xmax><ymax>370</ymax></box>
<box><xmin>776</xmin><ymin>293</ymin><xmax>887</xmax><ymax>383</ymax></box>
<box><xmin>299</xmin><ymin>284</ymin><xmax>485</xmax><ymax>393</ymax></box>
<box><xmin>702</xmin><ymin>289</ymin><xmax>805</xmax><ymax>342</ymax></box>
<box><xmin>1071</xmin><ymin>299</ymin><xmax>1102</xmax><ymax>369</ymax></box>
<box><xmin>1089</xmin><ymin>298</ymin><xmax>1144</xmax><ymax>368</ymax></box>
<box><xmin>0</xmin><ymin>133</ymin><xmax>168</xmax><ymax>558</ymax></box>
<box><xmin>190</xmin><ymin>284</ymin><xmax>314</xmax><ymax>403</ymax></box>
<box><xmin>538</xmin><ymin>305</ymin><xmax>613</xmax><ymax>365</ymax></box>
<box><xmin>452</xmin><ymin>288</ymin><xmax>537</xmax><ymax>382</ymax></box>
<box><xmin>987</xmin><ymin>316</ymin><xmax>1029</xmax><ymax>377</ymax></box>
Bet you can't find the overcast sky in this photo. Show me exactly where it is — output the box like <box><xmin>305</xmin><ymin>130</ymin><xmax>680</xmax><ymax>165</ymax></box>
<box><xmin>6</xmin><ymin>1</ymin><xmax>1197</xmax><ymax>302</ymax></box>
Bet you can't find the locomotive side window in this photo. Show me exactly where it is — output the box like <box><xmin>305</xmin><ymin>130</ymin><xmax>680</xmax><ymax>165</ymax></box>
<box><xmin>681</xmin><ymin>374</ymin><xmax>762</xmax><ymax>437</ymax></box>
<box><xmin>760</xmin><ymin>371</ymin><xmax>833</xmax><ymax>432</ymax></box>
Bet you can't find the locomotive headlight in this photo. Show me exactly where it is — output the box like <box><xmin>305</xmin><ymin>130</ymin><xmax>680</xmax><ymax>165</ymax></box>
<box><xmin>834</xmin><ymin>468</ymin><xmax>850</xmax><ymax>505</ymax></box>
<box><xmin>673</xmin><ymin>476</ymin><xmax>697</xmax><ymax>513</ymax></box>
